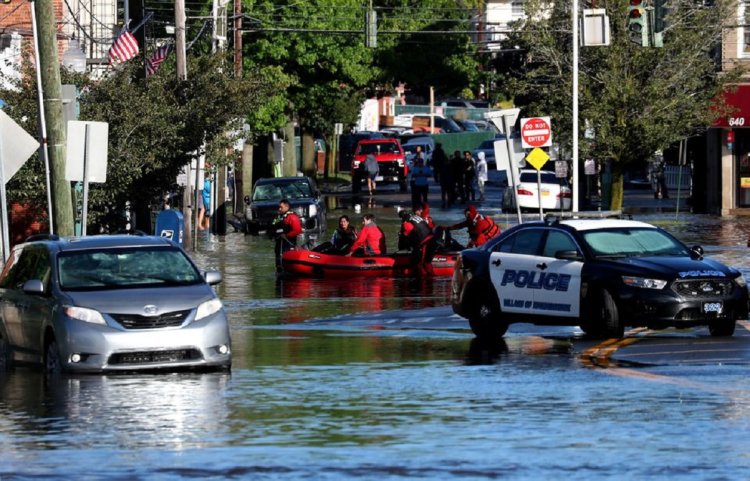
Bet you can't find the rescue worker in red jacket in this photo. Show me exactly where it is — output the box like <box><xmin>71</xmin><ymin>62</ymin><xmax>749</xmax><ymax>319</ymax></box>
<box><xmin>399</xmin><ymin>204</ymin><xmax>437</xmax><ymax>276</ymax></box>
<box><xmin>272</xmin><ymin>198</ymin><xmax>303</xmax><ymax>270</ymax></box>
<box><xmin>348</xmin><ymin>214</ymin><xmax>386</xmax><ymax>256</ymax></box>
<box><xmin>446</xmin><ymin>205</ymin><xmax>500</xmax><ymax>248</ymax></box>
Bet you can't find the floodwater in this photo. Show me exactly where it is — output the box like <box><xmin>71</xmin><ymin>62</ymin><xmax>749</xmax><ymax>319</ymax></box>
<box><xmin>3</xmin><ymin>209</ymin><xmax>750</xmax><ymax>480</ymax></box>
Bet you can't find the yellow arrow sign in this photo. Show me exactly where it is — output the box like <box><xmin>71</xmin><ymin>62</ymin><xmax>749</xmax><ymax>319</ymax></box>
<box><xmin>525</xmin><ymin>147</ymin><xmax>550</xmax><ymax>171</ymax></box>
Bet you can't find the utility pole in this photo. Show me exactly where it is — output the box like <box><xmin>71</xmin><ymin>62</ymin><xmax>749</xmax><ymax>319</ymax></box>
<box><xmin>233</xmin><ymin>0</ymin><xmax>242</xmax><ymax>79</ymax></box>
<box><xmin>175</xmin><ymin>0</ymin><xmax>192</xmax><ymax>249</ymax></box>
<box><xmin>34</xmin><ymin>0</ymin><xmax>74</xmax><ymax>235</ymax></box>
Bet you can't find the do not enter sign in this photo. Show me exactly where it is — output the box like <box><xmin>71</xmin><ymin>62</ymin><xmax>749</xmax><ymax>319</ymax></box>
<box><xmin>520</xmin><ymin>117</ymin><xmax>552</xmax><ymax>149</ymax></box>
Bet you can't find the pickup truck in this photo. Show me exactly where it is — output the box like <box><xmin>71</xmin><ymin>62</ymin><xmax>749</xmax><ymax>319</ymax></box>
<box><xmin>351</xmin><ymin>138</ymin><xmax>408</xmax><ymax>193</ymax></box>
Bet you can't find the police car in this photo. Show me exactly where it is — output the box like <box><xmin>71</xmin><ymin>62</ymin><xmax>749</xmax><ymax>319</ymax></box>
<box><xmin>452</xmin><ymin>218</ymin><xmax>749</xmax><ymax>339</ymax></box>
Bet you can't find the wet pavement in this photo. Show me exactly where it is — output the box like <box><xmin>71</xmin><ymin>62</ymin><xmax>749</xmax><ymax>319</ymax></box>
<box><xmin>3</xmin><ymin>178</ymin><xmax>750</xmax><ymax>480</ymax></box>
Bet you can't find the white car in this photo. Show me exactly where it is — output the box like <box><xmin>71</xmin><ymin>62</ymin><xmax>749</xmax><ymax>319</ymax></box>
<box><xmin>503</xmin><ymin>169</ymin><xmax>572</xmax><ymax>211</ymax></box>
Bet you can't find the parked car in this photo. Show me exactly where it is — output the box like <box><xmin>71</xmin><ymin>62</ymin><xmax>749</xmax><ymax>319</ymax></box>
<box><xmin>502</xmin><ymin>169</ymin><xmax>572</xmax><ymax>212</ymax></box>
<box><xmin>472</xmin><ymin>139</ymin><xmax>499</xmax><ymax>167</ymax></box>
<box><xmin>339</xmin><ymin>131</ymin><xmax>385</xmax><ymax>172</ymax></box>
<box><xmin>454</xmin><ymin>119</ymin><xmax>481</xmax><ymax>132</ymax></box>
<box><xmin>351</xmin><ymin>138</ymin><xmax>408</xmax><ymax>193</ymax></box>
<box><xmin>392</xmin><ymin>114</ymin><xmax>464</xmax><ymax>133</ymax></box>
<box><xmin>452</xmin><ymin>218</ymin><xmax>748</xmax><ymax>339</ymax></box>
<box><xmin>245</xmin><ymin>176</ymin><xmax>326</xmax><ymax>241</ymax></box>
<box><xmin>402</xmin><ymin>136</ymin><xmax>435</xmax><ymax>168</ymax></box>
<box><xmin>0</xmin><ymin>234</ymin><xmax>232</xmax><ymax>373</ymax></box>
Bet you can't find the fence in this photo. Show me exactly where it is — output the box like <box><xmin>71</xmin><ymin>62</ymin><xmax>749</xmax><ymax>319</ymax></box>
<box><xmin>663</xmin><ymin>165</ymin><xmax>691</xmax><ymax>190</ymax></box>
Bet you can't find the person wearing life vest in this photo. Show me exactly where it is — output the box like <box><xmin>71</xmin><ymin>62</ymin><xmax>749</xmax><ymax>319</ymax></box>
<box><xmin>330</xmin><ymin>215</ymin><xmax>358</xmax><ymax>254</ymax></box>
<box><xmin>447</xmin><ymin>205</ymin><xmax>500</xmax><ymax>248</ymax></box>
<box><xmin>348</xmin><ymin>214</ymin><xmax>386</xmax><ymax>256</ymax></box>
<box><xmin>399</xmin><ymin>204</ymin><xmax>437</xmax><ymax>276</ymax></box>
<box><xmin>272</xmin><ymin>198</ymin><xmax>303</xmax><ymax>270</ymax></box>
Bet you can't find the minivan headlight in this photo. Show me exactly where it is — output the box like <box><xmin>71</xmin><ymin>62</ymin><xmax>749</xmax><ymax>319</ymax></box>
<box><xmin>622</xmin><ymin>276</ymin><xmax>667</xmax><ymax>289</ymax></box>
<box><xmin>65</xmin><ymin>306</ymin><xmax>106</xmax><ymax>325</ymax></box>
<box><xmin>196</xmin><ymin>298</ymin><xmax>223</xmax><ymax>321</ymax></box>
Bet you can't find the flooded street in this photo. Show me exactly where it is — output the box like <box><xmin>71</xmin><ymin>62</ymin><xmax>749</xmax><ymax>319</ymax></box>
<box><xmin>3</xmin><ymin>209</ymin><xmax>750</xmax><ymax>479</ymax></box>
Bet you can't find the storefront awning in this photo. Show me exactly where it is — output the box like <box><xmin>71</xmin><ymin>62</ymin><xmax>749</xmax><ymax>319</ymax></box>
<box><xmin>714</xmin><ymin>84</ymin><xmax>750</xmax><ymax>128</ymax></box>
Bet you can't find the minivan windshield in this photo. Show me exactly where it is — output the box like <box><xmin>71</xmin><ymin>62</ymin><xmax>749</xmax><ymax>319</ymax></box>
<box><xmin>58</xmin><ymin>247</ymin><xmax>203</xmax><ymax>290</ymax></box>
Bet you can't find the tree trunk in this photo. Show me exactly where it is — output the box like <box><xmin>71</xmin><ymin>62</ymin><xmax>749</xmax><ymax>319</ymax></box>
<box><xmin>283</xmin><ymin>121</ymin><xmax>296</xmax><ymax>177</ymax></box>
<box><xmin>610</xmin><ymin>163</ymin><xmax>624</xmax><ymax>211</ymax></box>
<box><xmin>301</xmin><ymin>131</ymin><xmax>315</xmax><ymax>177</ymax></box>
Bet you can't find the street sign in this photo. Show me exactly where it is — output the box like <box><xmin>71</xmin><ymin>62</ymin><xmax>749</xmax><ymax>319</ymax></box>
<box><xmin>0</xmin><ymin>110</ymin><xmax>39</xmax><ymax>181</ymax></box>
<box><xmin>555</xmin><ymin>160</ymin><xmax>568</xmax><ymax>178</ymax></box>
<box><xmin>65</xmin><ymin>121</ymin><xmax>109</xmax><ymax>182</ymax></box>
<box><xmin>525</xmin><ymin>147</ymin><xmax>550</xmax><ymax>171</ymax></box>
<box><xmin>520</xmin><ymin>116</ymin><xmax>552</xmax><ymax>149</ymax></box>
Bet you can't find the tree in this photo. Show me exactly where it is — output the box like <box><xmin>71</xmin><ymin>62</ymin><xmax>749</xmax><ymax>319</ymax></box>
<box><xmin>0</xmin><ymin>53</ymin><xmax>281</xmax><ymax>232</ymax></box>
<box><xmin>241</xmin><ymin>0</ymin><xmax>483</xmax><ymax>176</ymax></box>
<box><xmin>497</xmin><ymin>0</ymin><xmax>743</xmax><ymax>210</ymax></box>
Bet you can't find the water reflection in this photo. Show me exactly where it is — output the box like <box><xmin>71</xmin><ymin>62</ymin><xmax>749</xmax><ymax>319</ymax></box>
<box><xmin>0</xmin><ymin>370</ymin><xmax>231</xmax><ymax>453</ymax></box>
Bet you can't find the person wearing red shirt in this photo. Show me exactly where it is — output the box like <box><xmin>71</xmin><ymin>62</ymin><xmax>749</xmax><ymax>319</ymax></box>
<box><xmin>348</xmin><ymin>214</ymin><xmax>385</xmax><ymax>256</ymax></box>
<box><xmin>273</xmin><ymin>198</ymin><xmax>303</xmax><ymax>270</ymax></box>
<box><xmin>447</xmin><ymin>205</ymin><xmax>500</xmax><ymax>248</ymax></box>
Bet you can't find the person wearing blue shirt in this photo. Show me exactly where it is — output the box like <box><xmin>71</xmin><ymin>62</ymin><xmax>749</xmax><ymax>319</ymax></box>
<box><xmin>198</xmin><ymin>168</ymin><xmax>211</xmax><ymax>230</ymax></box>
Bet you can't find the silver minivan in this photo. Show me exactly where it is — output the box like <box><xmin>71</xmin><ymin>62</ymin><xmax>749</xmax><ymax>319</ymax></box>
<box><xmin>0</xmin><ymin>234</ymin><xmax>231</xmax><ymax>373</ymax></box>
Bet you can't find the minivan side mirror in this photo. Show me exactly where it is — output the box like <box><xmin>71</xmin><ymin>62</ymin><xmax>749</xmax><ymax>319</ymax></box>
<box><xmin>22</xmin><ymin>279</ymin><xmax>45</xmax><ymax>295</ymax></box>
<box><xmin>204</xmin><ymin>270</ymin><xmax>223</xmax><ymax>286</ymax></box>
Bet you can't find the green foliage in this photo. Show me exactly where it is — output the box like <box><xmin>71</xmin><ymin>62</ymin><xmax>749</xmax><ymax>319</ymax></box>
<box><xmin>0</xmin><ymin>53</ymin><xmax>279</xmax><ymax>231</ymax></box>
<box><xmin>242</xmin><ymin>0</ymin><xmax>484</xmax><ymax>133</ymax></box>
<box><xmin>498</xmin><ymin>0</ymin><xmax>743</xmax><ymax>186</ymax></box>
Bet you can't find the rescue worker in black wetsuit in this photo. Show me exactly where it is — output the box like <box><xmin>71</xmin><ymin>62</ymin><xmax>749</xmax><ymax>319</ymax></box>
<box><xmin>398</xmin><ymin>204</ymin><xmax>437</xmax><ymax>276</ymax></box>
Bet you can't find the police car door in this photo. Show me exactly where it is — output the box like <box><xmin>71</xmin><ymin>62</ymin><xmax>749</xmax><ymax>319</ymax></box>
<box><xmin>488</xmin><ymin>228</ymin><xmax>545</xmax><ymax>315</ymax></box>
<box><xmin>534</xmin><ymin>229</ymin><xmax>583</xmax><ymax>317</ymax></box>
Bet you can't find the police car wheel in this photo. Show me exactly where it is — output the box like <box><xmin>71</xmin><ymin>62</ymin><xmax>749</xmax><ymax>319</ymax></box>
<box><xmin>708</xmin><ymin>319</ymin><xmax>736</xmax><ymax>337</ymax></box>
<box><xmin>599</xmin><ymin>289</ymin><xmax>623</xmax><ymax>339</ymax></box>
<box><xmin>468</xmin><ymin>289</ymin><xmax>508</xmax><ymax>338</ymax></box>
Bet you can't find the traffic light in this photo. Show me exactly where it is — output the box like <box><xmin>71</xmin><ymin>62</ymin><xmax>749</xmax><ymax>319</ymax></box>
<box><xmin>628</xmin><ymin>0</ymin><xmax>649</xmax><ymax>47</ymax></box>
<box><xmin>652</xmin><ymin>0</ymin><xmax>669</xmax><ymax>47</ymax></box>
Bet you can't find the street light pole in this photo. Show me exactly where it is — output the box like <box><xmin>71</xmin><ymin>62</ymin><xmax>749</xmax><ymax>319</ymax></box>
<box><xmin>572</xmin><ymin>0</ymin><xmax>580</xmax><ymax>213</ymax></box>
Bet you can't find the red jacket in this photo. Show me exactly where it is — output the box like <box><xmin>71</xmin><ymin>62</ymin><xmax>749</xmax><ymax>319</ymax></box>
<box><xmin>350</xmin><ymin>224</ymin><xmax>384</xmax><ymax>254</ymax></box>
<box><xmin>281</xmin><ymin>211</ymin><xmax>303</xmax><ymax>239</ymax></box>
<box><xmin>450</xmin><ymin>213</ymin><xmax>499</xmax><ymax>247</ymax></box>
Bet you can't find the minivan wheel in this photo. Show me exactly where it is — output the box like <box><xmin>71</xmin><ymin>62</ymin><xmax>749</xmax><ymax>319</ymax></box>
<box><xmin>0</xmin><ymin>335</ymin><xmax>10</xmax><ymax>372</ymax></box>
<box><xmin>44</xmin><ymin>338</ymin><xmax>63</xmax><ymax>374</ymax></box>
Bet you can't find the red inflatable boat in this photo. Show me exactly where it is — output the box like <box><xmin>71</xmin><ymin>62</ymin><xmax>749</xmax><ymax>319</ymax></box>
<box><xmin>281</xmin><ymin>249</ymin><xmax>459</xmax><ymax>278</ymax></box>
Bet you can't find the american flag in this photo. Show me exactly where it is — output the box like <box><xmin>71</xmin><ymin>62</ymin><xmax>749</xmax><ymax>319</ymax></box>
<box><xmin>146</xmin><ymin>44</ymin><xmax>172</xmax><ymax>76</ymax></box>
<box><xmin>108</xmin><ymin>30</ymin><xmax>139</xmax><ymax>64</ymax></box>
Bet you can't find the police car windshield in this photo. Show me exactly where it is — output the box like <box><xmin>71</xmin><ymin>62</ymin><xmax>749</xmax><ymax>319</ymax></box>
<box><xmin>582</xmin><ymin>228</ymin><xmax>690</xmax><ymax>259</ymax></box>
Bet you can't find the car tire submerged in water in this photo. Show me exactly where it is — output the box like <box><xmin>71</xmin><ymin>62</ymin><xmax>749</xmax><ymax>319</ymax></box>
<box><xmin>44</xmin><ymin>338</ymin><xmax>62</xmax><ymax>374</ymax></box>
<box><xmin>0</xmin><ymin>335</ymin><xmax>10</xmax><ymax>372</ymax></box>
<box><xmin>467</xmin><ymin>287</ymin><xmax>508</xmax><ymax>339</ymax></box>
<box><xmin>709</xmin><ymin>319</ymin><xmax>736</xmax><ymax>337</ymax></box>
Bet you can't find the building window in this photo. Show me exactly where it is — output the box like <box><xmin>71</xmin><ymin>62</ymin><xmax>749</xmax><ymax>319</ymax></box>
<box><xmin>740</xmin><ymin>1</ymin><xmax>750</xmax><ymax>56</ymax></box>
<box><xmin>511</xmin><ymin>0</ymin><xmax>525</xmax><ymax>17</ymax></box>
